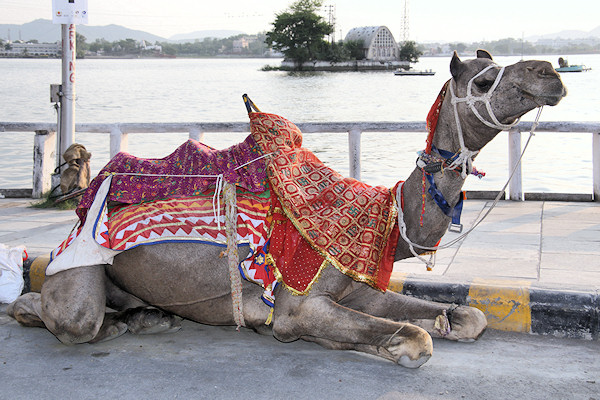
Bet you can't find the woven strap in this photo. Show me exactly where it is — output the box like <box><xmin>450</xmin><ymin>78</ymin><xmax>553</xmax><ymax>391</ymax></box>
<box><xmin>224</xmin><ymin>182</ymin><xmax>245</xmax><ymax>329</ymax></box>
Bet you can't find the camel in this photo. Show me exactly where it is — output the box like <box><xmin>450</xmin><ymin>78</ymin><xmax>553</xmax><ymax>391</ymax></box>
<box><xmin>8</xmin><ymin>50</ymin><xmax>566</xmax><ymax>368</ymax></box>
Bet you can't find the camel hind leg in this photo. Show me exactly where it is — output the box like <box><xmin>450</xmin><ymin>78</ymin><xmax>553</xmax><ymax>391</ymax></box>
<box><xmin>7</xmin><ymin>292</ymin><xmax>45</xmax><ymax>328</ymax></box>
<box><xmin>40</xmin><ymin>265</ymin><xmax>110</xmax><ymax>344</ymax></box>
<box><xmin>8</xmin><ymin>265</ymin><xmax>120</xmax><ymax>343</ymax></box>
<box><xmin>9</xmin><ymin>265</ymin><xmax>180</xmax><ymax>343</ymax></box>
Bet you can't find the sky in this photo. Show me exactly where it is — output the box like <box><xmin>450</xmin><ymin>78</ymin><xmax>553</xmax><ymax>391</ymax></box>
<box><xmin>1</xmin><ymin>0</ymin><xmax>599</xmax><ymax>43</ymax></box>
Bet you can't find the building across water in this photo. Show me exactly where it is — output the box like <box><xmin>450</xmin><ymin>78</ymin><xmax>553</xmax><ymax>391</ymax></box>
<box><xmin>279</xmin><ymin>25</ymin><xmax>408</xmax><ymax>71</ymax></box>
<box><xmin>0</xmin><ymin>41</ymin><xmax>61</xmax><ymax>57</ymax></box>
<box><xmin>345</xmin><ymin>26</ymin><xmax>399</xmax><ymax>61</ymax></box>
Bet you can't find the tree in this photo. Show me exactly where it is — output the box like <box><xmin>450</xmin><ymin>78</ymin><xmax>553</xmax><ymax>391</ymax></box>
<box><xmin>398</xmin><ymin>40</ymin><xmax>422</xmax><ymax>63</ymax></box>
<box><xmin>343</xmin><ymin>40</ymin><xmax>365</xmax><ymax>60</ymax></box>
<box><xmin>265</xmin><ymin>0</ymin><xmax>333</xmax><ymax>69</ymax></box>
<box><xmin>75</xmin><ymin>32</ymin><xmax>87</xmax><ymax>58</ymax></box>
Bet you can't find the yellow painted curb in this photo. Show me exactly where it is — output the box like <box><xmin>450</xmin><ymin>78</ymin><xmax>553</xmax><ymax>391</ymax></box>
<box><xmin>468</xmin><ymin>278</ymin><xmax>532</xmax><ymax>333</ymax></box>
<box><xmin>29</xmin><ymin>254</ymin><xmax>50</xmax><ymax>293</ymax></box>
<box><xmin>387</xmin><ymin>272</ymin><xmax>408</xmax><ymax>293</ymax></box>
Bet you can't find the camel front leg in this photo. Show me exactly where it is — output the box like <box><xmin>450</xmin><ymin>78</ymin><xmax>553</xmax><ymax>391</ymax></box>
<box><xmin>339</xmin><ymin>284</ymin><xmax>487</xmax><ymax>341</ymax></box>
<box><xmin>271</xmin><ymin>268</ymin><xmax>433</xmax><ymax>368</ymax></box>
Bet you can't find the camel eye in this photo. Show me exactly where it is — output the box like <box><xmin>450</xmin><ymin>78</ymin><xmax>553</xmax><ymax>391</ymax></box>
<box><xmin>473</xmin><ymin>77</ymin><xmax>494</xmax><ymax>92</ymax></box>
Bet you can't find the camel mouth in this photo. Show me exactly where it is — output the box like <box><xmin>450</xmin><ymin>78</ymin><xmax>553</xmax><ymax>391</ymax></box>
<box><xmin>518</xmin><ymin>87</ymin><xmax>566</xmax><ymax>107</ymax></box>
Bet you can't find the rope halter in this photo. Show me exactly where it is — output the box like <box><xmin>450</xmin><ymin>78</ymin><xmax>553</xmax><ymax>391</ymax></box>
<box><xmin>448</xmin><ymin>64</ymin><xmax>520</xmax><ymax>178</ymax></box>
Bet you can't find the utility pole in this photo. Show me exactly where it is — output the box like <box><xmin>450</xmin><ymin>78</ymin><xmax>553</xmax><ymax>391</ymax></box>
<box><xmin>52</xmin><ymin>0</ymin><xmax>88</xmax><ymax>168</ymax></box>
<box><xmin>400</xmin><ymin>0</ymin><xmax>409</xmax><ymax>42</ymax></box>
<box><xmin>60</xmin><ymin>23</ymin><xmax>76</xmax><ymax>157</ymax></box>
<box><xmin>324</xmin><ymin>4</ymin><xmax>336</xmax><ymax>43</ymax></box>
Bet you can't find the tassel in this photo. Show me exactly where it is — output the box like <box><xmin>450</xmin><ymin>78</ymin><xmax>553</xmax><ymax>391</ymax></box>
<box><xmin>265</xmin><ymin>307</ymin><xmax>274</xmax><ymax>325</ymax></box>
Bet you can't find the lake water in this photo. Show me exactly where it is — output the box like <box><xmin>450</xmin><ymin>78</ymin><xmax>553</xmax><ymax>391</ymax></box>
<box><xmin>0</xmin><ymin>54</ymin><xmax>598</xmax><ymax>193</ymax></box>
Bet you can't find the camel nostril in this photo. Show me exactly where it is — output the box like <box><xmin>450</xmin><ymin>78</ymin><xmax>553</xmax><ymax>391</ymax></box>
<box><xmin>526</xmin><ymin>66</ymin><xmax>534</xmax><ymax>72</ymax></box>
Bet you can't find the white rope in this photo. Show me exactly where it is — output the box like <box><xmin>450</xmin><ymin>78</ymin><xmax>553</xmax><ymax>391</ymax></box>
<box><xmin>396</xmin><ymin>182</ymin><xmax>436</xmax><ymax>270</ymax></box>
<box><xmin>213</xmin><ymin>174</ymin><xmax>224</xmax><ymax>230</ymax></box>
<box><xmin>448</xmin><ymin>65</ymin><xmax>521</xmax><ymax>178</ymax></box>
<box><xmin>112</xmin><ymin>172</ymin><xmax>221</xmax><ymax>178</ymax></box>
<box><xmin>396</xmin><ymin>106</ymin><xmax>544</xmax><ymax>266</ymax></box>
<box><xmin>233</xmin><ymin>152</ymin><xmax>274</xmax><ymax>171</ymax></box>
<box><xmin>110</xmin><ymin>153</ymin><xmax>272</xmax><ymax>232</ymax></box>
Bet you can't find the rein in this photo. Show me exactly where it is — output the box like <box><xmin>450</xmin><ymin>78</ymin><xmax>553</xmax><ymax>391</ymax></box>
<box><xmin>396</xmin><ymin>64</ymin><xmax>544</xmax><ymax>270</ymax></box>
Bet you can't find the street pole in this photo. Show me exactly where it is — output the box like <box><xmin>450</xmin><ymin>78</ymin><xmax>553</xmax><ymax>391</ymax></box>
<box><xmin>59</xmin><ymin>23</ymin><xmax>76</xmax><ymax>160</ymax></box>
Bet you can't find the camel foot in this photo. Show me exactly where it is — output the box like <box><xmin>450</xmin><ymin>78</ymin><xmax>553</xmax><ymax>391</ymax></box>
<box><xmin>444</xmin><ymin>305</ymin><xmax>487</xmax><ymax>342</ymax></box>
<box><xmin>6</xmin><ymin>292</ymin><xmax>45</xmax><ymax>328</ymax></box>
<box><xmin>384</xmin><ymin>325</ymin><xmax>433</xmax><ymax>368</ymax></box>
<box><xmin>89</xmin><ymin>316</ymin><xmax>128</xmax><ymax>344</ymax></box>
<box><xmin>122</xmin><ymin>307</ymin><xmax>182</xmax><ymax>335</ymax></box>
<box><xmin>355</xmin><ymin>324</ymin><xmax>433</xmax><ymax>368</ymax></box>
<box><xmin>398</xmin><ymin>353</ymin><xmax>432</xmax><ymax>369</ymax></box>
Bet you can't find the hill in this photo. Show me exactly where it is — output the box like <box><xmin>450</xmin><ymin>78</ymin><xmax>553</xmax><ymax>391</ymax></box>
<box><xmin>0</xmin><ymin>20</ymin><xmax>245</xmax><ymax>44</ymax></box>
<box><xmin>527</xmin><ymin>25</ymin><xmax>600</xmax><ymax>41</ymax></box>
<box><xmin>0</xmin><ymin>19</ymin><xmax>167</xmax><ymax>43</ymax></box>
<box><xmin>169</xmin><ymin>30</ymin><xmax>245</xmax><ymax>42</ymax></box>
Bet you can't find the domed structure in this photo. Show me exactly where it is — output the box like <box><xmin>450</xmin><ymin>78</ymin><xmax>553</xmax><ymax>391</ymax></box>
<box><xmin>344</xmin><ymin>26</ymin><xmax>399</xmax><ymax>61</ymax></box>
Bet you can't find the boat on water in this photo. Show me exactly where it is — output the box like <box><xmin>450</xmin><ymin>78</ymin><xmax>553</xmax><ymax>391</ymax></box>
<box><xmin>394</xmin><ymin>69</ymin><xmax>435</xmax><ymax>76</ymax></box>
<box><xmin>555</xmin><ymin>57</ymin><xmax>591</xmax><ymax>73</ymax></box>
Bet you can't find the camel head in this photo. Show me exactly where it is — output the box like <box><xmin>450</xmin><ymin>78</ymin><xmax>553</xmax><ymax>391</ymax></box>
<box><xmin>446</xmin><ymin>49</ymin><xmax>567</xmax><ymax>151</ymax></box>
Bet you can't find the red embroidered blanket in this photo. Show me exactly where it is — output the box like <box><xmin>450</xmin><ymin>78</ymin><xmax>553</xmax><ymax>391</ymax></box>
<box><xmin>250</xmin><ymin>112</ymin><xmax>399</xmax><ymax>292</ymax></box>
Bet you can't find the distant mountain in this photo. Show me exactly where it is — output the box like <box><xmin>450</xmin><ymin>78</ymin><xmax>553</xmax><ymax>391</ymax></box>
<box><xmin>169</xmin><ymin>30</ymin><xmax>245</xmax><ymax>42</ymax></box>
<box><xmin>527</xmin><ymin>25</ymin><xmax>600</xmax><ymax>41</ymax></box>
<box><xmin>0</xmin><ymin>19</ymin><xmax>167</xmax><ymax>43</ymax></box>
<box><xmin>79</xmin><ymin>23</ymin><xmax>166</xmax><ymax>43</ymax></box>
<box><xmin>0</xmin><ymin>19</ymin><xmax>245</xmax><ymax>44</ymax></box>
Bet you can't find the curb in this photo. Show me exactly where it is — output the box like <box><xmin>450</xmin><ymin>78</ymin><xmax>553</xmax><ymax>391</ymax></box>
<box><xmin>388</xmin><ymin>275</ymin><xmax>599</xmax><ymax>340</ymax></box>
<box><xmin>21</xmin><ymin>256</ymin><xmax>599</xmax><ymax>340</ymax></box>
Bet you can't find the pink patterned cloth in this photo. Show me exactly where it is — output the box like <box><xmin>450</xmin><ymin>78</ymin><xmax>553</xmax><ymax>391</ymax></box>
<box><xmin>76</xmin><ymin>136</ymin><xmax>268</xmax><ymax>223</ymax></box>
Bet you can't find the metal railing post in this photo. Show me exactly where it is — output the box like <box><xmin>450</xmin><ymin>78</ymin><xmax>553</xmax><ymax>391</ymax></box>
<box><xmin>593</xmin><ymin>132</ymin><xmax>600</xmax><ymax>201</ymax></box>
<box><xmin>348</xmin><ymin>128</ymin><xmax>362</xmax><ymax>180</ymax></box>
<box><xmin>508</xmin><ymin>127</ymin><xmax>523</xmax><ymax>201</ymax></box>
<box><xmin>32</xmin><ymin>129</ymin><xmax>57</xmax><ymax>198</ymax></box>
<box><xmin>189</xmin><ymin>128</ymin><xmax>204</xmax><ymax>142</ymax></box>
<box><xmin>109</xmin><ymin>126</ymin><xmax>128</xmax><ymax>159</ymax></box>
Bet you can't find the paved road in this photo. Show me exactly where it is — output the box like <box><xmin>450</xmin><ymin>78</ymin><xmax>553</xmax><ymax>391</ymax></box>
<box><xmin>1</xmin><ymin>305</ymin><xmax>598</xmax><ymax>400</ymax></box>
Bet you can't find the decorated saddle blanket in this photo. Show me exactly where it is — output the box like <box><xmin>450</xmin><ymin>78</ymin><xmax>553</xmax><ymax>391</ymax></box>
<box><xmin>75</xmin><ymin>135</ymin><xmax>268</xmax><ymax>224</ymax></box>
<box><xmin>249</xmin><ymin>112</ymin><xmax>399</xmax><ymax>292</ymax></box>
<box><xmin>49</xmin><ymin>110</ymin><xmax>400</xmax><ymax>302</ymax></box>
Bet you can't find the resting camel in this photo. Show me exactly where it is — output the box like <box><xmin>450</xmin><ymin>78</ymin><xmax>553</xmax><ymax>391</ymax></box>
<box><xmin>9</xmin><ymin>50</ymin><xmax>566</xmax><ymax>368</ymax></box>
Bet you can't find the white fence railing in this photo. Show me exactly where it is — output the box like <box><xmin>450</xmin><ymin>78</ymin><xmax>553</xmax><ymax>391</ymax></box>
<box><xmin>1</xmin><ymin>121</ymin><xmax>599</xmax><ymax>201</ymax></box>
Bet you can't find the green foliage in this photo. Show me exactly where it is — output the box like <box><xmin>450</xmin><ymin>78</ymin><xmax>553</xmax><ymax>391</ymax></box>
<box><xmin>75</xmin><ymin>32</ymin><xmax>87</xmax><ymax>58</ymax></box>
<box><xmin>85</xmin><ymin>33</ymin><xmax>269</xmax><ymax>57</ymax></box>
<box><xmin>398</xmin><ymin>40</ymin><xmax>422</xmax><ymax>63</ymax></box>
<box><xmin>443</xmin><ymin>37</ymin><xmax>600</xmax><ymax>56</ymax></box>
<box><xmin>343</xmin><ymin>40</ymin><xmax>365</xmax><ymax>60</ymax></box>
<box><xmin>31</xmin><ymin>191</ymin><xmax>79</xmax><ymax>210</ymax></box>
<box><xmin>265</xmin><ymin>0</ymin><xmax>333</xmax><ymax>69</ymax></box>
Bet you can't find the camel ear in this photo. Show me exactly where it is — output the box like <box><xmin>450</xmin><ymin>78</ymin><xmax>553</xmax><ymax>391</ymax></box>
<box><xmin>476</xmin><ymin>49</ymin><xmax>493</xmax><ymax>60</ymax></box>
<box><xmin>450</xmin><ymin>51</ymin><xmax>464</xmax><ymax>79</ymax></box>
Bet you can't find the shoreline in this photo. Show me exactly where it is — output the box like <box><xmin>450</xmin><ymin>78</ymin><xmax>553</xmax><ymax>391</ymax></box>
<box><xmin>2</xmin><ymin>50</ymin><xmax>600</xmax><ymax>61</ymax></box>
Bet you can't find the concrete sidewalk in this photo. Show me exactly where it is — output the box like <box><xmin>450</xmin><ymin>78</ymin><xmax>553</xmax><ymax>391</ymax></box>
<box><xmin>1</xmin><ymin>197</ymin><xmax>599</xmax><ymax>339</ymax></box>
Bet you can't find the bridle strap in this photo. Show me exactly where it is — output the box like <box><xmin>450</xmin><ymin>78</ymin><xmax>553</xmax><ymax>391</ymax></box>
<box><xmin>447</xmin><ymin>64</ymin><xmax>520</xmax><ymax>178</ymax></box>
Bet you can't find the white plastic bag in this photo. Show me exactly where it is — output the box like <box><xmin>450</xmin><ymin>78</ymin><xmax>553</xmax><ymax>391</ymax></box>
<box><xmin>0</xmin><ymin>243</ymin><xmax>26</xmax><ymax>303</ymax></box>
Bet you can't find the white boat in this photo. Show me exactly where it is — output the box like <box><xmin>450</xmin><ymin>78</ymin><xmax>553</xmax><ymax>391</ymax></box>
<box><xmin>394</xmin><ymin>69</ymin><xmax>435</xmax><ymax>76</ymax></box>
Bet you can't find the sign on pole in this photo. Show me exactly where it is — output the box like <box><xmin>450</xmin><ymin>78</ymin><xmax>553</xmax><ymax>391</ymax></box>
<box><xmin>52</xmin><ymin>0</ymin><xmax>89</xmax><ymax>25</ymax></box>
